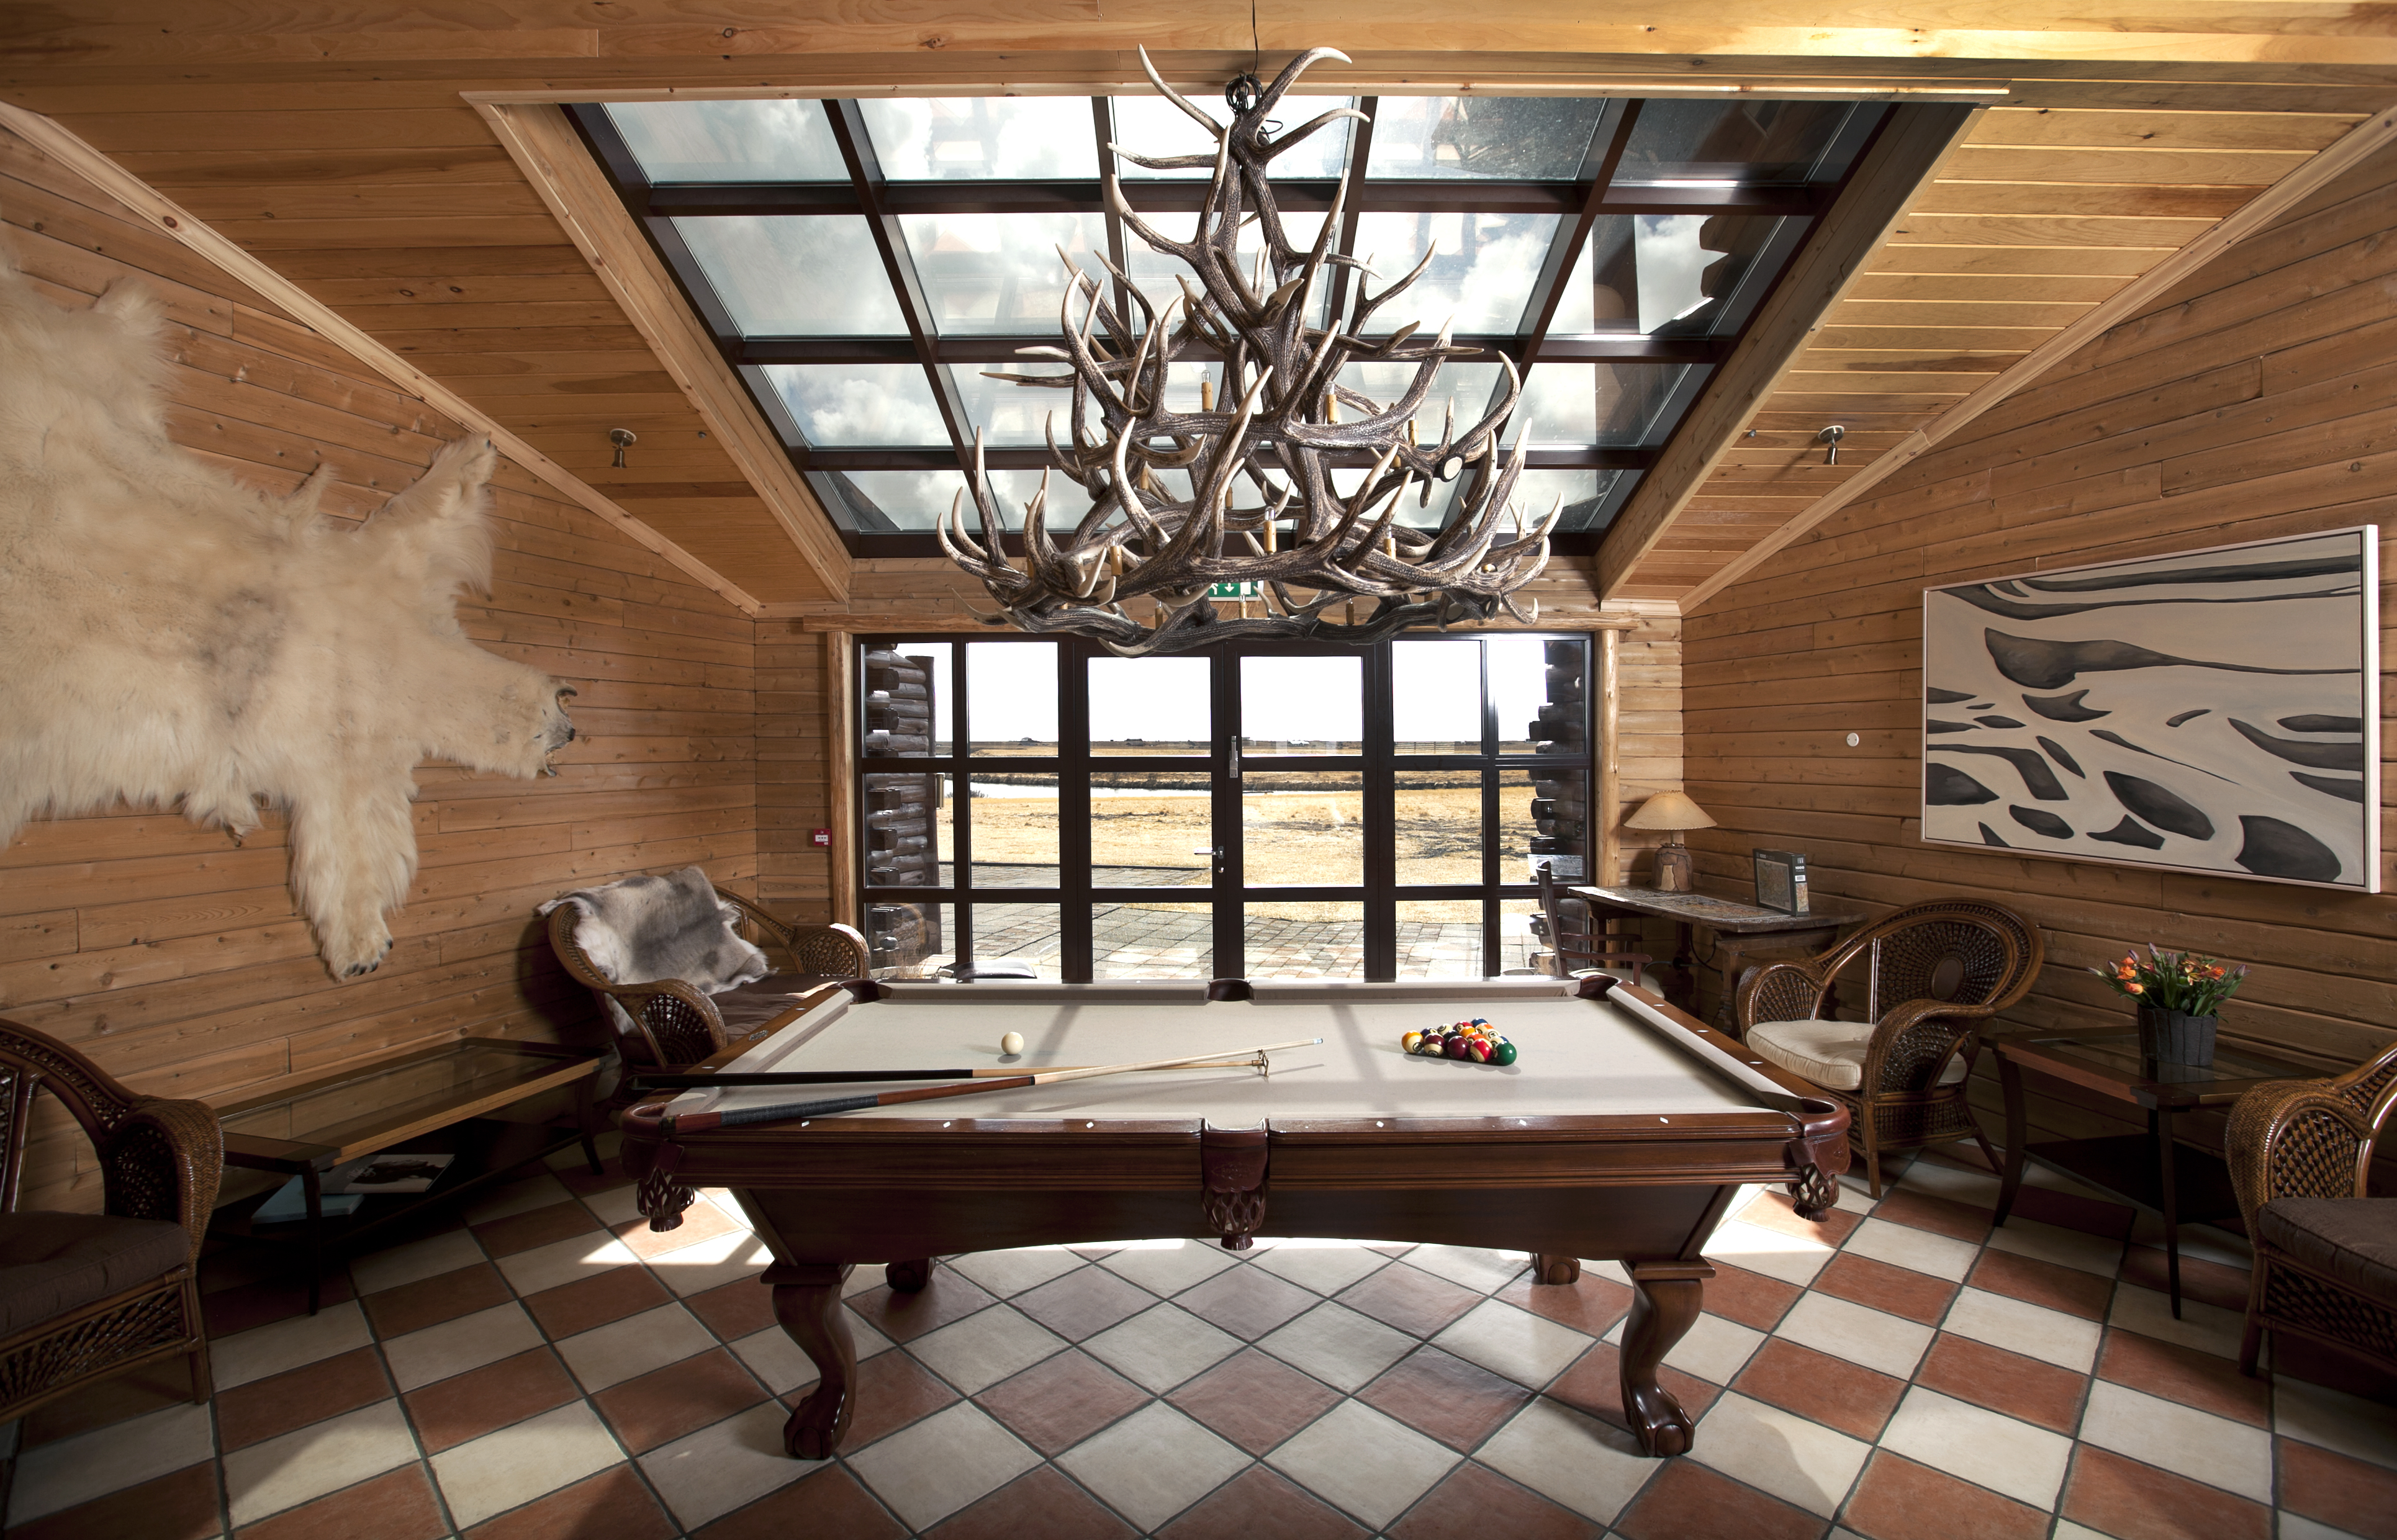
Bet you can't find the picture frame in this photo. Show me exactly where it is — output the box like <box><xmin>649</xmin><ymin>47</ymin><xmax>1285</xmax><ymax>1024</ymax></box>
<box><xmin>1920</xmin><ymin>527</ymin><xmax>2381</xmax><ymax>892</ymax></box>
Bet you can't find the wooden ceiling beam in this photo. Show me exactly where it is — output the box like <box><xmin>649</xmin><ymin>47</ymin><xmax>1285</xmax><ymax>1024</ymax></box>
<box><xmin>1594</xmin><ymin>101</ymin><xmax>1982</xmax><ymax>603</ymax></box>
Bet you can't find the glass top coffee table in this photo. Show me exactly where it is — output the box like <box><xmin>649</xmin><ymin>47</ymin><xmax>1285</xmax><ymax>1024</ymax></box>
<box><xmin>214</xmin><ymin>1038</ymin><xmax>607</xmax><ymax>1312</ymax></box>
<box><xmin>1987</xmin><ymin>1029</ymin><xmax>2316</xmax><ymax>1317</ymax></box>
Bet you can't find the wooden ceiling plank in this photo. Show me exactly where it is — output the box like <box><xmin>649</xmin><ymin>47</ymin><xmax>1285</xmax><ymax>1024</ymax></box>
<box><xmin>1968</xmin><ymin>107</ymin><xmax>2367</xmax><ymax>151</ymax></box>
<box><xmin>1910</xmin><ymin>182</ymin><xmax>2258</xmax><ymax>219</ymax></box>
<box><xmin>1678</xmin><ymin>101</ymin><xmax>2397</xmax><ymax>615</ymax></box>
<box><xmin>1594</xmin><ymin>102</ymin><xmax>1982</xmax><ymax>602</ymax></box>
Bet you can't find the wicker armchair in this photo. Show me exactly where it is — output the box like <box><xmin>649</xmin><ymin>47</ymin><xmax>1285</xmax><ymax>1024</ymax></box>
<box><xmin>548</xmin><ymin>886</ymin><xmax>868</xmax><ymax>1070</ymax></box>
<box><xmin>1736</xmin><ymin>899</ymin><xmax>2042</xmax><ymax>1196</ymax></box>
<box><xmin>2226</xmin><ymin>1038</ymin><xmax>2397</xmax><ymax>1380</ymax></box>
<box><xmin>0</xmin><ymin>1020</ymin><xmax>220</xmax><ymax>1425</ymax></box>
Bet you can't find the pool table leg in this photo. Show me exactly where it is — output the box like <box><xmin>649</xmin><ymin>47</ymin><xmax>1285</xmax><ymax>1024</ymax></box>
<box><xmin>1531</xmin><ymin>1253</ymin><xmax>1582</xmax><ymax>1286</ymax></box>
<box><xmin>1622</xmin><ymin>1261</ymin><xmax>1712</xmax><ymax>1457</ymax></box>
<box><xmin>768</xmin><ymin>1262</ymin><xmax>856</xmax><ymax>1459</ymax></box>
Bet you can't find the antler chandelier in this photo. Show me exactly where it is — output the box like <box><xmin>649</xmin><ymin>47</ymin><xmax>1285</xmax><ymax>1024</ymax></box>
<box><xmin>939</xmin><ymin>47</ymin><xmax>1558</xmax><ymax>657</ymax></box>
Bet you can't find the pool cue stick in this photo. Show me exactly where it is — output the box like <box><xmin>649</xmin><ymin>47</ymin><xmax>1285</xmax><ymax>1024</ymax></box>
<box><xmin>630</xmin><ymin>1055</ymin><xmax>1265</xmax><ymax>1091</ymax></box>
<box><xmin>662</xmin><ymin>1037</ymin><xmax>1324</xmax><ymax>1133</ymax></box>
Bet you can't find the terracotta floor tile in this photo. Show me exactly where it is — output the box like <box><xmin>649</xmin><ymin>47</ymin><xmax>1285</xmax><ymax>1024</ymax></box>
<box><xmin>1339</xmin><ymin>1262</ymin><xmax>1483</xmax><ymax>1338</ymax></box>
<box><xmin>2062</xmin><ymin>1445</ymin><xmax>2272</xmax><ymax>1540</ymax></box>
<box><xmin>554</xmin><ymin>1156</ymin><xmax>631</xmax><ymax>1198</ymax></box>
<box><xmin>1165</xmin><ymin>1347</ymin><xmax>1342</xmax><ymax>1455</ymax></box>
<box><xmin>1173</xmin><ymin>1264</ymin><xmax>1318</xmax><ymax>1341</ymax></box>
<box><xmin>360</xmin><ymin>1263</ymin><xmax>512</xmax><ymax>1340</ymax></box>
<box><xmin>845</xmin><ymin>1268</ymin><xmax>1000</xmax><ymax>1344</ymax></box>
<box><xmin>1702</xmin><ymin>1263</ymin><xmax>1803</xmax><ymax>1330</ymax></box>
<box><xmin>524</xmin><ymin>1263</ymin><xmax>671</xmax><ymax>1341</ymax></box>
<box><xmin>2279</xmin><ymin>1437</ymin><xmax>2397</xmax><ymax>1540</ymax></box>
<box><xmin>1157</xmin><ymin>1464</ymin><xmax>1365</xmax><ymax>1539</ymax></box>
<box><xmin>2097</xmin><ymin>1330</ymin><xmax>2268</xmax><ymax>1426</ymax></box>
<box><xmin>472</xmin><ymin>1200</ymin><xmax>600</xmax><ymax>1259</ymax></box>
<box><xmin>1914</xmin><ymin>1334</ymin><xmax>2087</xmax><ymax>1435</ymax></box>
<box><xmin>612</xmin><ymin>1200</ymin><xmax>744</xmax><ymax>1261</ymax></box>
<box><xmin>2008</xmin><ymin>1183</ymin><xmax>2134</xmax><ymax>1238</ymax></box>
<box><xmin>694</xmin><ymin>1463</ymin><xmax>905</xmax><ymax>1540</ymax></box>
<box><xmin>6</xmin><ymin>1461</ymin><xmax>219</xmax><ymax>1540</ymax></box>
<box><xmin>592</xmin><ymin>1345</ymin><xmax>770</xmax><ymax>1454</ymax></box>
<box><xmin>1875</xmin><ymin>1189</ymin><xmax>1993</xmax><ymax>1244</ymax></box>
<box><xmin>1012</xmin><ymin>1266</ymin><xmax>1162</xmax><ymax>1342</ymax></box>
<box><xmin>1614</xmin><ymin>1454</ymin><xmax>1823</xmax><ymax>1540</ymax></box>
<box><xmin>683</xmin><ymin>1274</ymin><xmax>777</xmax><ymax>1344</ymax></box>
<box><xmin>1733</xmin><ymin>1336</ymin><xmax>1906</xmax><ymax>1443</ymax></box>
<box><xmin>215</xmin><ymin>1346</ymin><xmax>392</xmax><ymax>1452</ymax></box>
<box><xmin>1491</xmin><ymin>1268</ymin><xmax>1635</xmax><ymax>1338</ymax></box>
<box><xmin>930</xmin><ymin>1464</ymin><xmax>1140</xmax><ymax>1539</ymax></box>
<box><xmin>1814</xmin><ymin>1253</ymin><xmax>1958</xmax><ymax>1326</ymax></box>
<box><xmin>1385</xmin><ymin>1461</ymin><xmax>1603</xmax><ymax>1539</ymax></box>
<box><xmin>234</xmin><ymin>1463</ymin><xmax>447</xmax><ymax>1540</ymax></box>
<box><xmin>977</xmin><ymin>1348</ymin><xmax>1153</xmax><ymax>1456</ymax></box>
<box><xmin>1741</xmin><ymin>1187</ymin><xmax>1862</xmax><ymax>1246</ymax></box>
<box><xmin>816</xmin><ymin>1344</ymin><xmax>959</xmax><ymax>1449</ymax></box>
<box><xmin>1543</xmin><ymin>1342</ymin><xmax>1719</xmax><ymax>1436</ymax></box>
<box><xmin>463</xmin><ymin>1464</ymin><xmax>675</xmax><ymax>1540</ymax></box>
<box><xmin>20</xmin><ymin>1359</ymin><xmax>198</xmax><ymax>1448</ymax></box>
<box><xmin>1358</xmin><ymin>1346</ymin><xmax>1537</xmax><ymax>1452</ymax></box>
<box><xmin>203</xmin><ymin>1271</ymin><xmax>356</xmax><ymax>1340</ymax></box>
<box><xmin>2118</xmin><ymin>1245</ymin><xmax>2252</xmax><ymax>1313</ymax></box>
<box><xmin>1968</xmin><ymin>1248</ymin><xmax>2113</xmax><ymax>1320</ymax></box>
<box><xmin>1840</xmin><ymin>1449</ymin><xmax>2049</xmax><ymax>1540</ymax></box>
<box><xmin>401</xmin><ymin>1346</ymin><xmax>579</xmax><ymax>1454</ymax></box>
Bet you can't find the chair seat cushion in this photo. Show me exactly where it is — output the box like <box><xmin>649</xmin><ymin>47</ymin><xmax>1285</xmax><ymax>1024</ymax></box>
<box><xmin>0</xmin><ymin>1212</ymin><xmax>189</xmax><ymax>1336</ymax></box>
<box><xmin>711</xmin><ymin>975</ymin><xmax>834</xmax><ymax>1034</ymax></box>
<box><xmin>2259</xmin><ymin>1197</ymin><xmax>2397</xmax><ymax>1304</ymax></box>
<box><xmin>1748</xmin><ymin>1018</ymin><xmax>1969</xmax><ymax>1092</ymax></box>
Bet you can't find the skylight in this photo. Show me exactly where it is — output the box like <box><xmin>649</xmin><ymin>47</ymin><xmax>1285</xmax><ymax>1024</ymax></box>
<box><xmin>575</xmin><ymin>94</ymin><xmax>1885</xmax><ymax>554</ymax></box>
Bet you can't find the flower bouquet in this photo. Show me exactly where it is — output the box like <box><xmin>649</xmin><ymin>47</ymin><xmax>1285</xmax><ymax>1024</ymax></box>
<box><xmin>2090</xmin><ymin>946</ymin><xmax>2247</xmax><ymax>1066</ymax></box>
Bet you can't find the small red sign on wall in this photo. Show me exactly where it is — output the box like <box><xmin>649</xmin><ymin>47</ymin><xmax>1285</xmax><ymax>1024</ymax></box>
<box><xmin>811</xmin><ymin>828</ymin><xmax>831</xmax><ymax>847</ymax></box>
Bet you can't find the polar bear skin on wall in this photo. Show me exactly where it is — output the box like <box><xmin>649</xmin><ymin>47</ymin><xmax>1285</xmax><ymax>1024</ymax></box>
<box><xmin>0</xmin><ymin>256</ymin><xmax>577</xmax><ymax>979</ymax></box>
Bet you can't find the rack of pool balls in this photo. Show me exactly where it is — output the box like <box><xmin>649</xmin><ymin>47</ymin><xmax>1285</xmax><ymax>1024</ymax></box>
<box><xmin>1401</xmin><ymin>1019</ymin><xmax>1517</xmax><ymax>1066</ymax></box>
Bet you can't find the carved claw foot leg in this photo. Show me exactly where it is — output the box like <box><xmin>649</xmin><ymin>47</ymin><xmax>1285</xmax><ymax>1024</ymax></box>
<box><xmin>1621</xmin><ymin>1261</ymin><xmax>1712</xmax><ymax>1457</ymax></box>
<box><xmin>1530</xmin><ymin>1253</ymin><xmax>1582</xmax><ymax>1286</ymax></box>
<box><xmin>885</xmin><ymin>1258</ymin><xmax>932</xmax><ymax>1292</ymax></box>
<box><xmin>767</xmin><ymin>1262</ymin><xmax>855</xmax><ymax>1459</ymax></box>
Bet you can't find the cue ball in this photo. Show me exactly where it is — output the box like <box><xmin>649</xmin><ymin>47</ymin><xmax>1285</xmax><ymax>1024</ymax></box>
<box><xmin>1000</xmin><ymin>1032</ymin><xmax>1025</xmax><ymax>1056</ymax></box>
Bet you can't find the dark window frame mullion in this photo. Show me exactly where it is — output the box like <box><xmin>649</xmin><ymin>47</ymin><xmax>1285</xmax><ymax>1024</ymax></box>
<box><xmin>1325</xmin><ymin>96</ymin><xmax>1376</xmax><ymax>331</ymax></box>
<box><xmin>1518</xmin><ymin>101</ymin><xmax>1646</xmax><ymax>377</ymax></box>
<box><xmin>1059</xmin><ymin>639</ymin><xmax>1095</xmax><ymax>982</ymax></box>
<box><xmin>1363</xmin><ymin>641</ymin><xmax>1396</xmax><ymax>981</ymax></box>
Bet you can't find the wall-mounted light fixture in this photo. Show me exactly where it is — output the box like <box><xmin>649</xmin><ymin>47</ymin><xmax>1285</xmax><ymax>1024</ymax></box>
<box><xmin>609</xmin><ymin>428</ymin><xmax>638</xmax><ymax>469</ymax></box>
<box><xmin>1817</xmin><ymin>425</ymin><xmax>1846</xmax><ymax>466</ymax></box>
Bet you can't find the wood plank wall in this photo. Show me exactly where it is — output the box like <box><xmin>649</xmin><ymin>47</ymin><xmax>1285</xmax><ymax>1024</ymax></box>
<box><xmin>754</xmin><ymin>559</ymin><xmax>1682</xmax><ymax>923</ymax></box>
<box><xmin>0</xmin><ymin>125</ymin><xmax>758</xmax><ymax>1210</ymax></box>
<box><xmin>1681</xmin><ymin>142</ymin><xmax>2397</xmax><ymax>1140</ymax></box>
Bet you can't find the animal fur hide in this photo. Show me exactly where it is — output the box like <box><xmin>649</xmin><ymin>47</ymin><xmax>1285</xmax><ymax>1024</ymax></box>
<box><xmin>538</xmin><ymin>867</ymin><xmax>770</xmax><ymax>995</ymax></box>
<box><xmin>0</xmin><ymin>256</ymin><xmax>577</xmax><ymax>978</ymax></box>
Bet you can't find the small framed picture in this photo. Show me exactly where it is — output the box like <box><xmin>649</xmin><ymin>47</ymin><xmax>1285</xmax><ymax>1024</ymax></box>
<box><xmin>1754</xmin><ymin>850</ymin><xmax>1809</xmax><ymax>915</ymax></box>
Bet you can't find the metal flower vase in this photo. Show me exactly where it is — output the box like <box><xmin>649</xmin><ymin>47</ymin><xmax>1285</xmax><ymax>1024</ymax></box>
<box><xmin>2137</xmin><ymin>1006</ymin><xmax>2218</xmax><ymax>1068</ymax></box>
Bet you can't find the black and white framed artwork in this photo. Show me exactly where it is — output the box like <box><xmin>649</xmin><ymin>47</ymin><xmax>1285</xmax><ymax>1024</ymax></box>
<box><xmin>1921</xmin><ymin>528</ymin><xmax>2381</xmax><ymax>892</ymax></box>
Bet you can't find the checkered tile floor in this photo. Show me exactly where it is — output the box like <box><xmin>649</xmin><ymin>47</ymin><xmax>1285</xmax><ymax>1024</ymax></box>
<box><xmin>11</xmin><ymin>1137</ymin><xmax>2394</xmax><ymax>1539</ymax></box>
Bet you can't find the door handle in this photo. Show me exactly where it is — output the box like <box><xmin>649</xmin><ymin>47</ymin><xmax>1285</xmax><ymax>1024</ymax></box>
<box><xmin>1228</xmin><ymin>744</ymin><xmax>1241</xmax><ymax>779</ymax></box>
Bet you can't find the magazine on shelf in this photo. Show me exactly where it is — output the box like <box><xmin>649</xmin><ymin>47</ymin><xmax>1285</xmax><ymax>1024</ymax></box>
<box><xmin>322</xmin><ymin>1151</ymin><xmax>456</xmax><ymax>1196</ymax></box>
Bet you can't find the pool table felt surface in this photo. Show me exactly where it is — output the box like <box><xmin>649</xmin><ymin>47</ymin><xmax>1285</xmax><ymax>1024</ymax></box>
<box><xmin>663</xmin><ymin>978</ymin><xmax>1797</xmax><ymax>1127</ymax></box>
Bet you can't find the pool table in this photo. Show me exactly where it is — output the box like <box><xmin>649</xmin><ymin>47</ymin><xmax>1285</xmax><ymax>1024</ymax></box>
<box><xmin>620</xmin><ymin>975</ymin><xmax>1847</xmax><ymax>1461</ymax></box>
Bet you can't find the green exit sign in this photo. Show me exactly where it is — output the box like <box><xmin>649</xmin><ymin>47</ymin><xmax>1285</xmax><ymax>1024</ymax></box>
<box><xmin>1208</xmin><ymin>581</ymin><xmax>1262</xmax><ymax>599</ymax></box>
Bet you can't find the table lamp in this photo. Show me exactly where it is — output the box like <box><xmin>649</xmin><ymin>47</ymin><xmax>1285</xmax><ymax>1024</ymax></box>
<box><xmin>1625</xmin><ymin>791</ymin><xmax>1715</xmax><ymax>893</ymax></box>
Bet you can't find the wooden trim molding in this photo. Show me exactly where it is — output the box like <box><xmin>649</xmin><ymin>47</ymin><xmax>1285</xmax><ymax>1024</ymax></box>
<box><xmin>1596</xmin><ymin>628</ymin><xmax>1623</xmax><ymax>889</ymax></box>
<box><xmin>826</xmin><ymin>630</ymin><xmax>859</xmax><ymax>928</ymax></box>
<box><xmin>0</xmin><ymin>102</ymin><xmax>765</xmax><ymax>618</ymax></box>
<box><xmin>463</xmin><ymin>81</ymin><xmax>2010</xmax><ymax>106</ymax></box>
<box><xmin>475</xmin><ymin>101</ymin><xmax>853</xmax><ymax>601</ymax></box>
<box><xmin>1596</xmin><ymin>101</ymin><xmax>1984</xmax><ymax>603</ymax></box>
<box><xmin>1679</xmin><ymin>101</ymin><xmax>2397</xmax><ymax>615</ymax></box>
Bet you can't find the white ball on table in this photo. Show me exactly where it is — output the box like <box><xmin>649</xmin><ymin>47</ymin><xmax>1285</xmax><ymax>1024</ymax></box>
<box><xmin>1000</xmin><ymin>1032</ymin><xmax>1025</xmax><ymax>1056</ymax></box>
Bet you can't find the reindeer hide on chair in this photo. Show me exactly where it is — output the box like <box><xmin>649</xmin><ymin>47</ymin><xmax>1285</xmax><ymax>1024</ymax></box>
<box><xmin>0</xmin><ymin>258</ymin><xmax>577</xmax><ymax>978</ymax></box>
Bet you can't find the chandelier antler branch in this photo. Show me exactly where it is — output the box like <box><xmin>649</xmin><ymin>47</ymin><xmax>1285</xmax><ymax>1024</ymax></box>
<box><xmin>940</xmin><ymin>45</ymin><xmax>1559</xmax><ymax>655</ymax></box>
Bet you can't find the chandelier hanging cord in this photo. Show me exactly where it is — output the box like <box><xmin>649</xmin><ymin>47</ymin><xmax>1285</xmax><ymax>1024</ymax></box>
<box><xmin>940</xmin><ymin>45</ymin><xmax>1561</xmax><ymax>655</ymax></box>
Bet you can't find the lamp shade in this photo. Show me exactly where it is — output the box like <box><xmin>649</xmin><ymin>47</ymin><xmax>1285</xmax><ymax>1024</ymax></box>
<box><xmin>1623</xmin><ymin>790</ymin><xmax>1715</xmax><ymax>833</ymax></box>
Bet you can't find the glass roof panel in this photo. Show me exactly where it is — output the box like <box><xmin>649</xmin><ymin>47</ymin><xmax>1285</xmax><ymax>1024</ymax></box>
<box><xmin>1109</xmin><ymin>94</ymin><xmax>1356</xmax><ymax>179</ymax></box>
<box><xmin>1618</xmin><ymin>100</ymin><xmax>1861</xmax><ymax>184</ymax></box>
<box><xmin>1348</xmin><ymin>211</ymin><xmax>1561</xmax><ymax>334</ymax></box>
<box><xmin>764</xmin><ymin>364</ymin><xmax>947</xmax><ymax>448</ymax></box>
<box><xmin>607</xmin><ymin>101</ymin><xmax>849</xmax><ymax>183</ymax></box>
<box><xmin>949</xmin><ymin>364</ymin><xmax>1090</xmax><ymax>448</ymax></box>
<box><xmin>1506</xmin><ymin>364</ymin><xmax>1691</xmax><ymax>448</ymax></box>
<box><xmin>1335</xmin><ymin>360</ymin><xmax>1506</xmax><ymax>446</ymax></box>
<box><xmin>1366</xmin><ymin>97</ymin><xmax>1605</xmax><ymax>180</ymax></box>
<box><xmin>1397</xmin><ymin>466</ymin><xmax>1623</xmax><ymax>534</ymax></box>
<box><xmin>1548</xmin><ymin>214</ymin><xmax>1785</xmax><ymax>337</ymax></box>
<box><xmin>1126</xmin><ymin>210</ymin><xmax>1332</xmax><ymax>328</ymax></box>
<box><xmin>674</xmin><ymin>216</ymin><xmax>906</xmax><ymax>335</ymax></box>
<box><xmin>811</xmin><ymin>468</ymin><xmax>1072</xmax><ymax>532</ymax></box>
<box><xmin>859</xmin><ymin>97</ymin><xmax>1099</xmax><ymax>179</ymax></box>
<box><xmin>899</xmin><ymin>212</ymin><xmax>1112</xmax><ymax>336</ymax></box>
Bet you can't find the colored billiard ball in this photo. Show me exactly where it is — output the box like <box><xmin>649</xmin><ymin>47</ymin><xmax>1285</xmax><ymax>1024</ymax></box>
<box><xmin>1000</xmin><ymin>1032</ymin><xmax>1025</xmax><ymax>1056</ymax></box>
<box><xmin>1491</xmin><ymin>1041</ymin><xmax>1519</xmax><ymax>1066</ymax></box>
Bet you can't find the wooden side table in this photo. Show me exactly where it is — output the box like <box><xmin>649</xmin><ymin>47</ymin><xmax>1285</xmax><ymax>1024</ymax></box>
<box><xmin>1987</xmin><ymin>1029</ymin><xmax>2313</xmax><ymax>1318</ymax></box>
<box><xmin>212</xmin><ymin>1038</ymin><xmax>607</xmax><ymax>1312</ymax></box>
<box><xmin>1569</xmin><ymin>886</ymin><xmax>1863</xmax><ymax>1029</ymax></box>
